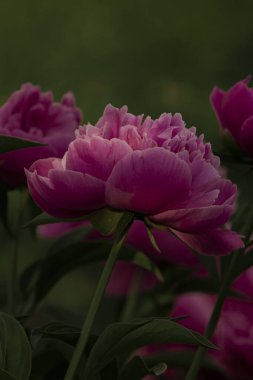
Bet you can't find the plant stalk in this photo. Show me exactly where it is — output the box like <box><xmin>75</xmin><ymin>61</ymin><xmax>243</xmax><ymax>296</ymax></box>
<box><xmin>185</xmin><ymin>250</ymin><xmax>241</xmax><ymax>380</ymax></box>
<box><xmin>64</xmin><ymin>216</ymin><xmax>133</xmax><ymax>380</ymax></box>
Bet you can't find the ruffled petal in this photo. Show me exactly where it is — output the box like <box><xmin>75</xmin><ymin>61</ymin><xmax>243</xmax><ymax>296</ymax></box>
<box><xmin>170</xmin><ymin>228</ymin><xmax>244</xmax><ymax>256</ymax></box>
<box><xmin>222</xmin><ymin>81</ymin><xmax>253</xmax><ymax>139</ymax></box>
<box><xmin>26</xmin><ymin>158</ymin><xmax>105</xmax><ymax>218</ymax></box>
<box><xmin>106</xmin><ymin>148</ymin><xmax>191</xmax><ymax>215</ymax></box>
<box><xmin>127</xmin><ymin>220</ymin><xmax>199</xmax><ymax>266</ymax></box>
<box><xmin>66</xmin><ymin>136</ymin><xmax>132</xmax><ymax>180</ymax></box>
<box><xmin>151</xmin><ymin>205</ymin><xmax>233</xmax><ymax>232</ymax></box>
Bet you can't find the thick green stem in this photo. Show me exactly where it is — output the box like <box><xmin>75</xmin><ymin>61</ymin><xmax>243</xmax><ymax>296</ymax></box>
<box><xmin>185</xmin><ymin>250</ymin><xmax>241</xmax><ymax>380</ymax></box>
<box><xmin>64</xmin><ymin>218</ymin><xmax>132</xmax><ymax>380</ymax></box>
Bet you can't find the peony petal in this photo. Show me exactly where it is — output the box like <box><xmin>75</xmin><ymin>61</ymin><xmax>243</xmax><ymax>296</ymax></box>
<box><xmin>151</xmin><ymin>205</ymin><xmax>233</xmax><ymax>232</ymax></box>
<box><xmin>127</xmin><ymin>220</ymin><xmax>199</xmax><ymax>266</ymax></box>
<box><xmin>26</xmin><ymin>159</ymin><xmax>105</xmax><ymax>218</ymax></box>
<box><xmin>214</xmin><ymin>179</ymin><xmax>237</xmax><ymax>206</ymax></box>
<box><xmin>210</xmin><ymin>86</ymin><xmax>226</xmax><ymax>130</ymax></box>
<box><xmin>66</xmin><ymin>136</ymin><xmax>132</xmax><ymax>180</ymax></box>
<box><xmin>106</xmin><ymin>148</ymin><xmax>191</xmax><ymax>215</ymax></box>
<box><xmin>48</xmin><ymin>169</ymin><xmax>105</xmax><ymax>211</ymax></box>
<box><xmin>26</xmin><ymin>170</ymin><xmax>82</xmax><ymax>218</ymax></box>
<box><xmin>222</xmin><ymin>81</ymin><xmax>253</xmax><ymax>139</ymax></box>
<box><xmin>170</xmin><ymin>228</ymin><xmax>244</xmax><ymax>256</ymax></box>
<box><xmin>96</xmin><ymin>104</ymin><xmax>128</xmax><ymax>139</ymax></box>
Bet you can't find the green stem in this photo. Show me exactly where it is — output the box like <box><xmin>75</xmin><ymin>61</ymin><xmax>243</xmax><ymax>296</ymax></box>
<box><xmin>185</xmin><ymin>250</ymin><xmax>241</xmax><ymax>380</ymax></box>
<box><xmin>121</xmin><ymin>269</ymin><xmax>143</xmax><ymax>322</ymax></box>
<box><xmin>64</xmin><ymin>217</ymin><xmax>132</xmax><ymax>380</ymax></box>
<box><xmin>7</xmin><ymin>234</ymin><xmax>19</xmax><ymax>315</ymax></box>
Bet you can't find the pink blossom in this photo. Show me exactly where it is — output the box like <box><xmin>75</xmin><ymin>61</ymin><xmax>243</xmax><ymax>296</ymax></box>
<box><xmin>0</xmin><ymin>83</ymin><xmax>82</xmax><ymax>187</ymax></box>
<box><xmin>27</xmin><ymin>104</ymin><xmax>243</xmax><ymax>255</ymax></box>
<box><xmin>210</xmin><ymin>76</ymin><xmax>253</xmax><ymax>157</ymax></box>
<box><xmin>171</xmin><ymin>268</ymin><xmax>253</xmax><ymax>380</ymax></box>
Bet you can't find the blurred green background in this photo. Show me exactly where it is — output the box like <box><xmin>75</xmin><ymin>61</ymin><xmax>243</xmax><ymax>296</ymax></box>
<box><xmin>1</xmin><ymin>0</ymin><xmax>253</xmax><ymax>326</ymax></box>
<box><xmin>1</xmin><ymin>0</ymin><xmax>253</xmax><ymax>146</ymax></box>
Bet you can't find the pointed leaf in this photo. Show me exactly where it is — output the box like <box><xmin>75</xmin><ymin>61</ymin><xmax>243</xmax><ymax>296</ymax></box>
<box><xmin>145</xmin><ymin>223</ymin><xmax>161</xmax><ymax>253</ymax></box>
<box><xmin>0</xmin><ymin>369</ymin><xmax>14</xmax><ymax>380</ymax></box>
<box><xmin>84</xmin><ymin>318</ymin><xmax>216</xmax><ymax>378</ymax></box>
<box><xmin>23</xmin><ymin>212</ymin><xmax>88</xmax><ymax>228</ymax></box>
<box><xmin>20</xmin><ymin>240</ymin><xmax>135</xmax><ymax>308</ymax></box>
<box><xmin>0</xmin><ymin>135</ymin><xmax>46</xmax><ymax>153</ymax></box>
<box><xmin>119</xmin><ymin>355</ymin><xmax>168</xmax><ymax>380</ymax></box>
<box><xmin>0</xmin><ymin>313</ymin><xmax>32</xmax><ymax>380</ymax></box>
<box><xmin>133</xmin><ymin>251</ymin><xmax>164</xmax><ymax>282</ymax></box>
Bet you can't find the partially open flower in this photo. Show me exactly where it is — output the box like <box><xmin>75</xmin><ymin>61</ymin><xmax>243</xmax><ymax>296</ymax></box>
<box><xmin>27</xmin><ymin>104</ymin><xmax>243</xmax><ymax>255</ymax></box>
<box><xmin>0</xmin><ymin>83</ymin><xmax>82</xmax><ymax>187</ymax></box>
<box><xmin>172</xmin><ymin>270</ymin><xmax>253</xmax><ymax>380</ymax></box>
<box><xmin>210</xmin><ymin>76</ymin><xmax>253</xmax><ymax>158</ymax></box>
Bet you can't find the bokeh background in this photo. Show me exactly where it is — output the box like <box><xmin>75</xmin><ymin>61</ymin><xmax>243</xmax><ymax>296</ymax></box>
<box><xmin>0</xmin><ymin>0</ymin><xmax>253</xmax><ymax>328</ymax></box>
<box><xmin>1</xmin><ymin>0</ymin><xmax>253</xmax><ymax>145</ymax></box>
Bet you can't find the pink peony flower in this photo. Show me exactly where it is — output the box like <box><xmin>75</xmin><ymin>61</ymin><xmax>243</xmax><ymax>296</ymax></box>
<box><xmin>210</xmin><ymin>76</ymin><xmax>253</xmax><ymax>157</ymax></box>
<box><xmin>0</xmin><ymin>83</ymin><xmax>82</xmax><ymax>187</ymax></box>
<box><xmin>27</xmin><ymin>104</ymin><xmax>243</xmax><ymax>255</ymax></box>
<box><xmin>143</xmin><ymin>269</ymin><xmax>253</xmax><ymax>380</ymax></box>
<box><xmin>172</xmin><ymin>292</ymin><xmax>253</xmax><ymax>380</ymax></box>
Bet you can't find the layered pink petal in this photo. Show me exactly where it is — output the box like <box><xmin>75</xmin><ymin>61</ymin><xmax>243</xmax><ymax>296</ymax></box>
<box><xmin>170</xmin><ymin>228</ymin><xmax>244</xmax><ymax>256</ymax></box>
<box><xmin>127</xmin><ymin>220</ymin><xmax>199</xmax><ymax>266</ymax></box>
<box><xmin>218</xmin><ymin>80</ymin><xmax>253</xmax><ymax>139</ymax></box>
<box><xmin>66</xmin><ymin>136</ymin><xmax>132</xmax><ymax>180</ymax></box>
<box><xmin>106</xmin><ymin>148</ymin><xmax>191</xmax><ymax>215</ymax></box>
<box><xmin>0</xmin><ymin>83</ymin><xmax>81</xmax><ymax>188</ymax></box>
<box><xmin>210</xmin><ymin>86</ymin><xmax>226</xmax><ymax>130</ymax></box>
<box><xmin>27</xmin><ymin>158</ymin><xmax>105</xmax><ymax>218</ymax></box>
<box><xmin>211</xmin><ymin>77</ymin><xmax>253</xmax><ymax>161</ymax></box>
<box><xmin>151</xmin><ymin>205</ymin><xmax>233</xmax><ymax>233</ymax></box>
<box><xmin>96</xmin><ymin>104</ymin><xmax>128</xmax><ymax>139</ymax></box>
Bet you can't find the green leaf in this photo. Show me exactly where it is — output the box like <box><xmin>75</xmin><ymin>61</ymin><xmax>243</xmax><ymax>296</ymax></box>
<box><xmin>133</xmin><ymin>251</ymin><xmax>164</xmax><ymax>282</ymax></box>
<box><xmin>144</xmin><ymin>350</ymin><xmax>219</xmax><ymax>371</ymax></box>
<box><xmin>0</xmin><ymin>135</ymin><xmax>46</xmax><ymax>153</ymax></box>
<box><xmin>36</xmin><ymin>321</ymin><xmax>81</xmax><ymax>345</ymax></box>
<box><xmin>145</xmin><ymin>223</ymin><xmax>161</xmax><ymax>253</ymax></box>
<box><xmin>20</xmin><ymin>240</ymin><xmax>135</xmax><ymax>308</ymax></box>
<box><xmin>0</xmin><ymin>312</ymin><xmax>32</xmax><ymax>380</ymax></box>
<box><xmin>32</xmin><ymin>321</ymin><xmax>97</xmax><ymax>380</ymax></box>
<box><xmin>100</xmin><ymin>359</ymin><xmax>119</xmax><ymax>380</ymax></box>
<box><xmin>47</xmin><ymin>224</ymin><xmax>91</xmax><ymax>255</ymax></box>
<box><xmin>23</xmin><ymin>212</ymin><xmax>88</xmax><ymax>228</ymax></box>
<box><xmin>83</xmin><ymin>318</ymin><xmax>216</xmax><ymax>379</ymax></box>
<box><xmin>119</xmin><ymin>356</ymin><xmax>168</xmax><ymax>380</ymax></box>
<box><xmin>89</xmin><ymin>208</ymin><xmax>124</xmax><ymax>236</ymax></box>
<box><xmin>20</xmin><ymin>224</ymin><xmax>90</xmax><ymax>298</ymax></box>
<box><xmin>0</xmin><ymin>369</ymin><xmax>15</xmax><ymax>380</ymax></box>
<box><xmin>20</xmin><ymin>213</ymin><xmax>139</xmax><ymax>308</ymax></box>
<box><xmin>119</xmin><ymin>356</ymin><xmax>153</xmax><ymax>380</ymax></box>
